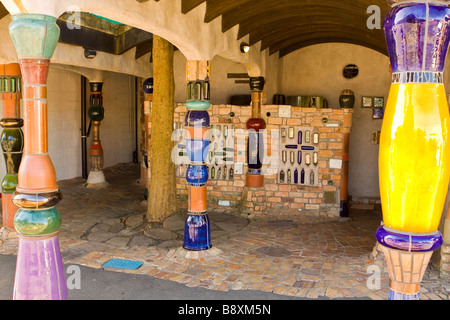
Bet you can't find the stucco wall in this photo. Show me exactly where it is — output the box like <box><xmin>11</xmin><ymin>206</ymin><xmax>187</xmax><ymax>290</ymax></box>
<box><xmin>0</xmin><ymin>67</ymin><xmax>136</xmax><ymax>182</ymax></box>
<box><xmin>279</xmin><ymin>43</ymin><xmax>391</xmax><ymax>199</ymax></box>
<box><xmin>173</xmin><ymin>51</ymin><xmax>278</xmax><ymax>105</ymax></box>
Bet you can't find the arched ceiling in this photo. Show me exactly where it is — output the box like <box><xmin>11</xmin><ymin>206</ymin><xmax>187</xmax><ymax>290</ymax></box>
<box><xmin>182</xmin><ymin>0</ymin><xmax>390</xmax><ymax>58</ymax></box>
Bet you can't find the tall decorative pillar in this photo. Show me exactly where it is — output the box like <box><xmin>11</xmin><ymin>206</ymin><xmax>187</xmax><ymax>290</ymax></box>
<box><xmin>142</xmin><ymin>77</ymin><xmax>153</xmax><ymax>199</ymax></box>
<box><xmin>85</xmin><ymin>82</ymin><xmax>107</xmax><ymax>187</ymax></box>
<box><xmin>340</xmin><ymin>132</ymin><xmax>350</xmax><ymax>217</ymax></box>
<box><xmin>246</xmin><ymin>77</ymin><xmax>265</xmax><ymax>188</ymax></box>
<box><xmin>0</xmin><ymin>63</ymin><xmax>22</xmax><ymax>229</ymax></box>
<box><xmin>183</xmin><ymin>60</ymin><xmax>211</xmax><ymax>251</ymax></box>
<box><xmin>9</xmin><ymin>13</ymin><xmax>66</xmax><ymax>300</ymax></box>
<box><xmin>377</xmin><ymin>0</ymin><xmax>450</xmax><ymax>300</ymax></box>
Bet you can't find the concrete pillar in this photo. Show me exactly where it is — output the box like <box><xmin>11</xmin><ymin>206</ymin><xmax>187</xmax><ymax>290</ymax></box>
<box><xmin>85</xmin><ymin>82</ymin><xmax>107</xmax><ymax>188</ymax></box>
<box><xmin>183</xmin><ymin>60</ymin><xmax>212</xmax><ymax>250</ymax></box>
<box><xmin>0</xmin><ymin>63</ymin><xmax>22</xmax><ymax>230</ymax></box>
<box><xmin>9</xmin><ymin>13</ymin><xmax>66</xmax><ymax>300</ymax></box>
<box><xmin>377</xmin><ymin>0</ymin><xmax>450</xmax><ymax>300</ymax></box>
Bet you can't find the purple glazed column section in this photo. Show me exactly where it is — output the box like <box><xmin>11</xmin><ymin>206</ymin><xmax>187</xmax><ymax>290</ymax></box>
<box><xmin>13</xmin><ymin>236</ymin><xmax>67</xmax><ymax>300</ymax></box>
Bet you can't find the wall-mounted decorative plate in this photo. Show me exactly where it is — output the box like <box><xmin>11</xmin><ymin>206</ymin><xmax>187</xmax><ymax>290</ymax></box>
<box><xmin>373</xmin><ymin>97</ymin><xmax>384</xmax><ymax>108</ymax></box>
<box><xmin>362</xmin><ymin>96</ymin><xmax>373</xmax><ymax>108</ymax></box>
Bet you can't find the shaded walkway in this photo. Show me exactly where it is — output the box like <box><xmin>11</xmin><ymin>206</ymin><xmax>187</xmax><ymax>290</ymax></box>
<box><xmin>1</xmin><ymin>163</ymin><xmax>449</xmax><ymax>300</ymax></box>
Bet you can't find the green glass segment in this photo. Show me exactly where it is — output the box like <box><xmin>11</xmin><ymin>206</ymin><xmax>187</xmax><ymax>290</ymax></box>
<box><xmin>14</xmin><ymin>207</ymin><xmax>61</xmax><ymax>236</ymax></box>
<box><xmin>9</xmin><ymin>14</ymin><xmax>60</xmax><ymax>58</ymax></box>
<box><xmin>1</xmin><ymin>128</ymin><xmax>24</xmax><ymax>152</ymax></box>
<box><xmin>186</xmin><ymin>100</ymin><xmax>211</xmax><ymax>110</ymax></box>
<box><xmin>1</xmin><ymin>173</ymin><xmax>18</xmax><ymax>193</ymax></box>
<box><xmin>88</xmin><ymin>105</ymin><xmax>105</xmax><ymax>121</ymax></box>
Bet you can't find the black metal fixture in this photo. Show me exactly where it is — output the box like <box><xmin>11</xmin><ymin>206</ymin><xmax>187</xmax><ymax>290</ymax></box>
<box><xmin>84</xmin><ymin>48</ymin><xmax>96</xmax><ymax>59</ymax></box>
<box><xmin>240</xmin><ymin>42</ymin><xmax>250</xmax><ymax>53</ymax></box>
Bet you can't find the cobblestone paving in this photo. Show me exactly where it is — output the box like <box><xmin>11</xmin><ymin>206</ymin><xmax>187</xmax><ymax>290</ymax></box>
<box><xmin>1</xmin><ymin>163</ymin><xmax>449</xmax><ymax>300</ymax></box>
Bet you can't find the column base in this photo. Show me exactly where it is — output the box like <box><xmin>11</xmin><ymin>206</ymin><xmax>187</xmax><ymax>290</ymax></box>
<box><xmin>183</xmin><ymin>213</ymin><xmax>212</xmax><ymax>251</ymax></box>
<box><xmin>13</xmin><ymin>233</ymin><xmax>67</xmax><ymax>300</ymax></box>
<box><xmin>84</xmin><ymin>170</ymin><xmax>108</xmax><ymax>188</ymax></box>
<box><xmin>339</xmin><ymin>200</ymin><xmax>349</xmax><ymax>217</ymax></box>
<box><xmin>380</xmin><ymin>244</ymin><xmax>432</xmax><ymax>300</ymax></box>
<box><xmin>246</xmin><ymin>174</ymin><xmax>264</xmax><ymax>188</ymax></box>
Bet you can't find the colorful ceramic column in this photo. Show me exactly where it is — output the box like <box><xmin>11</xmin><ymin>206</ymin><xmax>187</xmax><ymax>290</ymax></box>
<box><xmin>0</xmin><ymin>64</ymin><xmax>22</xmax><ymax>229</ymax></box>
<box><xmin>85</xmin><ymin>82</ymin><xmax>106</xmax><ymax>187</ymax></box>
<box><xmin>142</xmin><ymin>77</ymin><xmax>153</xmax><ymax>199</ymax></box>
<box><xmin>183</xmin><ymin>60</ymin><xmax>211</xmax><ymax>251</ymax></box>
<box><xmin>246</xmin><ymin>77</ymin><xmax>265</xmax><ymax>188</ymax></box>
<box><xmin>377</xmin><ymin>0</ymin><xmax>450</xmax><ymax>300</ymax></box>
<box><xmin>9</xmin><ymin>13</ymin><xmax>66</xmax><ymax>300</ymax></box>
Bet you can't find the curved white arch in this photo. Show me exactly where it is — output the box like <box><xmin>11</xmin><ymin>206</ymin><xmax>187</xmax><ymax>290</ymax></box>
<box><xmin>1</xmin><ymin>0</ymin><xmax>265</xmax><ymax>71</ymax></box>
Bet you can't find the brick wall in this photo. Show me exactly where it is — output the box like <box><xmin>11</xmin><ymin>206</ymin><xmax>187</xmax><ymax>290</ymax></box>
<box><xmin>173</xmin><ymin>103</ymin><xmax>353</xmax><ymax>219</ymax></box>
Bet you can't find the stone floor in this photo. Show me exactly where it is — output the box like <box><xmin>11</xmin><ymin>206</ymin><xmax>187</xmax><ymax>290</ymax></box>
<box><xmin>1</xmin><ymin>162</ymin><xmax>450</xmax><ymax>300</ymax></box>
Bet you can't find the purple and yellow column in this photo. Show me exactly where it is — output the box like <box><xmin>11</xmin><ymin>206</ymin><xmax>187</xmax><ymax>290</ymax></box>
<box><xmin>377</xmin><ymin>0</ymin><xmax>450</xmax><ymax>300</ymax></box>
<box><xmin>246</xmin><ymin>77</ymin><xmax>265</xmax><ymax>188</ymax></box>
<box><xmin>9</xmin><ymin>14</ymin><xmax>66</xmax><ymax>299</ymax></box>
<box><xmin>0</xmin><ymin>63</ymin><xmax>22</xmax><ymax>230</ymax></box>
<box><xmin>183</xmin><ymin>61</ymin><xmax>211</xmax><ymax>250</ymax></box>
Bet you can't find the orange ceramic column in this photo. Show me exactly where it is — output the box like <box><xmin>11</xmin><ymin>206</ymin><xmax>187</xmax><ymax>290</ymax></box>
<box><xmin>0</xmin><ymin>63</ymin><xmax>22</xmax><ymax>229</ymax></box>
<box><xmin>246</xmin><ymin>77</ymin><xmax>265</xmax><ymax>188</ymax></box>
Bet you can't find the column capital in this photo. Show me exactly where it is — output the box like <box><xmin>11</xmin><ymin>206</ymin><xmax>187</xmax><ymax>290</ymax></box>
<box><xmin>9</xmin><ymin>13</ymin><xmax>60</xmax><ymax>59</ymax></box>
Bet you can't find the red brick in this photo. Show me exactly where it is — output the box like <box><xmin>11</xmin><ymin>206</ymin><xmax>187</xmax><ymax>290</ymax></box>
<box><xmin>319</xmin><ymin>150</ymin><xmax>333</xmax><ymax>158</ymax></box>
<box><xmin>287</xmin><ymin>118</ymin><xmax>302</xmax><ymax>126</ymax></box>
<box><xmin>265</xmin><ymin>183</ymin><xmax>279</xmax><ymax>191</ymax></box>
<box><xmin>329</xmin><ymin>142</ymin><xmax>343</xmax><ymax>149</ymax></box>
<box><xmin>267</xmin><ymin>197</ymin><xmax>281</xmax><ymax>203</ymax></box>
<box><xmin>279</xmin><ymin>184</ymin><xmax>292</xmax><ymax>192</ymax></box>
<box><xmin>304</xmin><ymin>193</ymin><xmax>317</xmax><ymax>198</ymax></box>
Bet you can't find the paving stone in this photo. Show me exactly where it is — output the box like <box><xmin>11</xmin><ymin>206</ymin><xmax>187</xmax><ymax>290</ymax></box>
<box><xmin>118</xmin><ymin>228</ymin><xmax>141</xmax><ymax>236</ymax></box>
<box><xmin>108</xmin><ymin>222</ymin><xmax>124</xmax><ymax>233</ymax></box>
<box><xmin>105</xmin><ymin>236</ymin><xmax>131</xmax><ymax>247</ymax></box>
<box><xmin>163</xmin><ymin>214</ymin><xmax>185</xmax><ymax>231</ymax></box>
<box><xmin>144</xmin><ymin>228</ymin><xmax>179</xmax><ymax>241</ymax></box>
<box><xmin>255</xmin><ymin>246</ymin><xmax>292</xmax><ymax>257</ymax></box>
<box><xmin>268</xmin><ymin>220</ymin><xmax>295</xmax><ymax>226</ymax></box>
<box><xmin>211</xmin><ymin>229</ymin><xmax>229</xmax><ymax>238</ymax></box>
<box><xmin>125</xmin><ymin>214</ymin><xmax>145</xmax><ymax>229</ymax></box>
<box><xmin>129</xmin><ymin>235</ymin><xmax>159</xmax><ymax>247</ymax></box>
<box><xmin>157</xmin><ymin>240</ymin><xmax>183</xmax><ymax>249</ymax></box>
<box><xmin>91</xmin><ymin>223</ymin><xmax>111</xmax><ymax>232</ymax></box>
<box><xmin>87</xmin><ymin>231</ymin><xmax>116</xmax><ymax>242</ymax></box>
<box><xmin>61</xmin><ymin>247</ymin><xmax>88</xmax><ymax>260</ymax></box>
<box><xmin>213</xmin><ymin>216</ymin><xmax>248</xmax><ymax>232</ymax></box>
<box><xmin>208</xmin><ymin>212</ymin><xmax>233</xmax><ymax>222</ymax></box>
